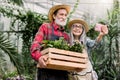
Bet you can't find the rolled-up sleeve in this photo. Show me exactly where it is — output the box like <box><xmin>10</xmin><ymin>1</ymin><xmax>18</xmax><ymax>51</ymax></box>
<box><xmin>86</xmin><ymin>37</ymin><xmax>99</xmax><ymax>53</ymax></box>
<box><xmin>87</xmin><ymin>38</ymin><xmax>96</xmax><ymax>48</ymax></box>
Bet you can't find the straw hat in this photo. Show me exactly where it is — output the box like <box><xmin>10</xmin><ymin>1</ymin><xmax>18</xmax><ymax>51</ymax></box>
<box><xmin>68</xmin><ymin>19</ymin><xmax>89</xmax><ymax>32</ymax></box>
<box><xmin>48</xmin><ymin>4</ymin><xmax>71</xmax><ymax>22</ymax></box>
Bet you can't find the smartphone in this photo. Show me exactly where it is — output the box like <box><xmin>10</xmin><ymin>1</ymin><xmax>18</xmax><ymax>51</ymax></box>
<box><xmin>94</xmin><ymin>23</ymin><xmax>102</xmax><ymax>32</ymax></box>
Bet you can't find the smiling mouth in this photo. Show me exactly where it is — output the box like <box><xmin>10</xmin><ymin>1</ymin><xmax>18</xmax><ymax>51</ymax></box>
<box><xmin>74</xmin><ymin>31</ymin><xmax>80</xmax><ymax>33</ymax></box>
<box><xmin>59</xmin><ymin>18</ymin><xmax>65</xmax><ymax>21</ymax></box>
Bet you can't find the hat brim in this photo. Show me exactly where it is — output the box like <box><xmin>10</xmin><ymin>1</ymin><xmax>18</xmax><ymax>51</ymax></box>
<box><xmin>48</xmin><ymin>4</ymin><xmax>70</xmax><ymax>22</ymax></box>
<box><xmin>68</xmin><ymin>19</ymin><xmax>89</xmax><ymax>32</ymax></box>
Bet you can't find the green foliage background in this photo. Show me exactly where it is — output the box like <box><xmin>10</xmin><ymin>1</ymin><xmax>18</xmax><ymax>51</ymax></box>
<box><xmin>0</xmin><ymin>0</ymin><xmax>120</xmax><ymax>80</ymax></box>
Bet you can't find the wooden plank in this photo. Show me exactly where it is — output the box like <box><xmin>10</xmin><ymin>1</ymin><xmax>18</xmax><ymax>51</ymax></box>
<box><xmin>47</xmin><ymin>59</ymin><xmax>87</xmax><ymax>69</ymax></box>
<box><xmin>46</xmin><ymin>64</ymin><xmax>83</xmax><ymax>71</ymax></box>
<box><xmin>41</xmin><ymin>48</ymin><xmax>88</xmax><ymax>58</ymax></box>
<box><xmin>49</xmin><ymin>53</ymin><xmax>87</xmax><ymax>63</ymax></box>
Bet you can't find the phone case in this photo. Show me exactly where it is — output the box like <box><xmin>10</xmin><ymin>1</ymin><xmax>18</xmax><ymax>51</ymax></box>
<box><xmin>94</xmin><ymin>23</ymin><xmax>102</xmax><ymax>32</ymax></box>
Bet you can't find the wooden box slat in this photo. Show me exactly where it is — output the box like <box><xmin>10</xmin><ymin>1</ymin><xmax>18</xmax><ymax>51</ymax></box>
<box><xmin>37</xmin><ymin>48</ymin><xmax>88</xmax><ymax>71</ymax></box>
<box><xmin>45</xmin><ymin>60</ymin><xmax>86</xmax><ymax>71</ymax></box>
<box><xmin>47</xmin><ymin>59</ymin><xmax>87</xmax><ymax>68</ymax></box>
<box><xmin>41</xmin><ymin>48</ymin><xmax>88</xmax><ymax>58</ymax></box>
<box><xmin>48</xmin><ymin>53</ymin><xmax>87</xmax><ymax>63</ymax></box>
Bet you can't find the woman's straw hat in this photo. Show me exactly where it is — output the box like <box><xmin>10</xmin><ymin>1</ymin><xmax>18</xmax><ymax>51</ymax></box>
<box><xmin>48</xmin><ymin>4</ymin><xmax>71</xmax><ymax>22</ymax></box>
<box><xmin>68</xmin><ymin>19</ymin><xmax>89</xmax><ymax>32</ymax></box>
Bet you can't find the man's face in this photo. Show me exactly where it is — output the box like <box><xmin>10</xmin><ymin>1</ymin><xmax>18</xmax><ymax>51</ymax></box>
<box><xmin>53</xmin><ymin>9</ymin><xmax>68</xmax><ymax>26</ymax></box>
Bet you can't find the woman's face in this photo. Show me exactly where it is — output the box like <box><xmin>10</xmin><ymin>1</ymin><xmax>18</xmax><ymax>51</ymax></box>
<box><xmin>71</xmin><ymin>23</ymin><xmax>83</xmax><ymax>37</ymax></box>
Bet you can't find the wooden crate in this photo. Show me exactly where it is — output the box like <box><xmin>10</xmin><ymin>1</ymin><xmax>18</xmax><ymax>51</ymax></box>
<box><xmin>37</xmin><ymin>48</ymin><xmax>88</xmax><ymax>71</ymax></box>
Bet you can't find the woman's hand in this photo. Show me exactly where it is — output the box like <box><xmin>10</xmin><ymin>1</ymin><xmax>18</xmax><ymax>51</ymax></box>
<box><xmin>100</xmin><ymin>25</ymin><xmax>108</xmax><ymax>35</ymax></box>
<box><xmin>96</xmin><ymin>24</ymin><xmax>108</xmax><ymax>42</ymax></box>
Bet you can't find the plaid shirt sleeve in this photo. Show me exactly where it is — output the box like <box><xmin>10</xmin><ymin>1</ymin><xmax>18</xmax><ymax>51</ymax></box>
<box><xmin>30</xmin><ymin>24</ymin><xmax>46</xmax><ymax>61</ymax></box>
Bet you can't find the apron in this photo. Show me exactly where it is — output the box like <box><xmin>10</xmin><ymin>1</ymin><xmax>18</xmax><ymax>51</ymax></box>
<box><xmin>37</xmin><ymin>24</ymin><xmax>69</xmax><ymax>80</ymax></box>
<box><xmin>68</xmin><ymin>54</ymin><xmax>98</xmax><ymax>80</ymax></box>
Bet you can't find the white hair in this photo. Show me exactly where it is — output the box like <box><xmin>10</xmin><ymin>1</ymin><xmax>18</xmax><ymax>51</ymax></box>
<box><xmin>70</xmin><ymin>26</ymin><xmax>87</xmax><ymax>49</ymax></box>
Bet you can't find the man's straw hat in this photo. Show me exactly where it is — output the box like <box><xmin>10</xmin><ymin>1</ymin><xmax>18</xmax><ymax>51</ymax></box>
<box><xmin>48</xmin><ymin>4</ymin><xmax>71</xmax><ymax>22</ymax></box>
<box><xmin>68</xmin><ymin>19</ymin><xmax>89</xmax><ymax>32</ymax></box>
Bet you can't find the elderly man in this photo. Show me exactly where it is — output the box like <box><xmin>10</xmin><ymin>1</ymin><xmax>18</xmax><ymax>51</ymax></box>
<box><xmin>30</xmin><ymin>4</ymin><xmax>71</xmax><ymax>80</ymax></box>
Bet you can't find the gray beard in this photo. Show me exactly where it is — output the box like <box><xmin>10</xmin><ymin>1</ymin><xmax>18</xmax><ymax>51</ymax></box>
<box><xmin>55</xmin><ymin>19</ymin><xmax>67</xmax><ymax>27</ymax></box>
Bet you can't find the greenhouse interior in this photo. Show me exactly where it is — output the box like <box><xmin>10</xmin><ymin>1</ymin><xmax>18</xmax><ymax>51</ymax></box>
<box><xmin>0</xmin><ymin>0</ymin><xmax>120</xmax><ymax>80</ymax></box>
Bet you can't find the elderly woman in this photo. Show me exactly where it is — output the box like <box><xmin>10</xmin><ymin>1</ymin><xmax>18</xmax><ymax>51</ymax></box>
<box><xmin>68</xmin><ymin>19</ymin><xmax>108</xmax><ymax>80</ymax></box>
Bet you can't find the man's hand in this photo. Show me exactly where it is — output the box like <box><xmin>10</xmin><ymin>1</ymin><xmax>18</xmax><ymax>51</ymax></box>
<box><xmin>38</xmin><ymin>55</ymin><xmax>47</xmax><ymax>68</ymax></box>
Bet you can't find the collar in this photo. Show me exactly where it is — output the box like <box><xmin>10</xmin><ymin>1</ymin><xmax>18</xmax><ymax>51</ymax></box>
<box><xmin>51</xmin><ymin>22</ymin><xmax>65</xmax><ymax>31</ymax></box>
